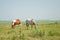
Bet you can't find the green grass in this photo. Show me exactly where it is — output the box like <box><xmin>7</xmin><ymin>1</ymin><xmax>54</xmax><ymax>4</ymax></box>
<box><xmin>0</xmin><ymin>21</ymin><xmax>60</xmax><ymax>40</ymax></box>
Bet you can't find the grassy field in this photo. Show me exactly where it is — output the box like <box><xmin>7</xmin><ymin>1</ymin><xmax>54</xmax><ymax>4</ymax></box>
<box><xmin>0</xmin><ymin>20</ymin><xmax>60</xmax><ymax>40</ymax></box>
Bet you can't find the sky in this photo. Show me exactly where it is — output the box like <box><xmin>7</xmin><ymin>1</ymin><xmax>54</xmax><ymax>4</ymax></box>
<box><xmin>0</xmin><ymin>0</ymin><xmax>60</xmax><ymax>21</ymax></box>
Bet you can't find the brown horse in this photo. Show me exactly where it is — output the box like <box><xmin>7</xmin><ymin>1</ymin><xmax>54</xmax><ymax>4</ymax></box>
<box><xmin>12</xmin><ymin>19</ymin><xmax>21</xmax><ymax>28</ymax></box>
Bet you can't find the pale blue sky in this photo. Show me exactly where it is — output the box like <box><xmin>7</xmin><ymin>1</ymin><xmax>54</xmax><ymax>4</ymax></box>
<box><xmin>0</xmin><ymin>0</ymin><xmax>60</xmax><ymax>21</ymax></box>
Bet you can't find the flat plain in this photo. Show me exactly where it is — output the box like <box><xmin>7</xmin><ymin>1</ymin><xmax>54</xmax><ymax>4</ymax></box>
<box><xmin>0</xmin><ymin>20</ymin><xmax>60</xmax><ymax>40</ymax></box>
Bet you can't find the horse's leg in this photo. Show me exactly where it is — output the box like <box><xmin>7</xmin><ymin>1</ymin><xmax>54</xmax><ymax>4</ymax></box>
<box><xmin>20</xmin><ymin>23</ymin><xmax>22</xmax><ymax>27</ymax></box>
<box><xmin>31</xmin><ymin>25</ymin><xmax>33</xmax><ymax>30</ymax></box>
<box><xmin>26</xmin><ymin>23</ymin><xmax>29</xmax><ymax>30</ymax></box>
<box><xmin>27</xmin><ymin>25</ymin><xmax>29</xmax><ymax>30</ymax></box>
<box><xmin>34</xmin><ymin>24</ymin><xmax>38</xmax><ymax>30</ymax></box>
<box><xmin>12</xmin><ymin>25</ymin><xmax>15</xmax><ymax>28</ymax></box>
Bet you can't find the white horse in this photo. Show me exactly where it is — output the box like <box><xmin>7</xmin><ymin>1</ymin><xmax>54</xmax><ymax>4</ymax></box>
<box><xmin>26</xmin><ymin>19</ymin><xmax>37</xmax><ymax>29</ymax></box>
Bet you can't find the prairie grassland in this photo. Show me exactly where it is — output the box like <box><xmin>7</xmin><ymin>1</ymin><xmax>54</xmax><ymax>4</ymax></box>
<box><xmin>0</xmin><ymin>21</ymin><xmax>60</xmax><ymax>40</ymax></box>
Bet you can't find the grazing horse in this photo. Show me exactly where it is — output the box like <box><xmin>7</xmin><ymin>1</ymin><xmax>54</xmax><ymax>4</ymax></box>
<box><xmin>12</xmin><ymin>19</ymin><xmax>21</xmax><ymax>28</ymax></box>
<box><xmin>26</xmin><ymin>19</ymin><xmax>37</xmax><ymax>29</ymax></box>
